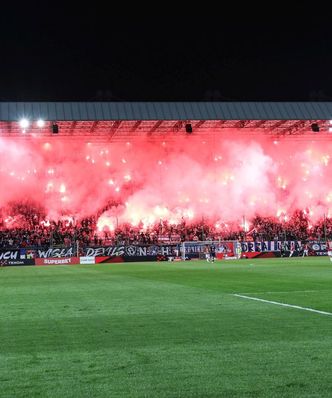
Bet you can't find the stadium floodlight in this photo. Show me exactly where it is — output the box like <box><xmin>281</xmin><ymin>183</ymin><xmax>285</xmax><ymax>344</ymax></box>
<box><xmin>37</xmin><ymin>119</ymin><xmax>45</xmax><ymax>128</ymax></box>
<box><xmin>19</xmin><ymin>118</ymin><xmax>30</xmax><ymax>129</ymax></box>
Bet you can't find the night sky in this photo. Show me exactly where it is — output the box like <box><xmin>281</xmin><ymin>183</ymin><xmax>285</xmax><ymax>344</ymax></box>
<box><xmin>1</xmin><ymin>8</ymin><xmax>331</xmax><ymax>101</ymax></box>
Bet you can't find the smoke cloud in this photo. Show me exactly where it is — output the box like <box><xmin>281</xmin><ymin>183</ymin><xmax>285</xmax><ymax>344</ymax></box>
<box><xmin>0</xmin><ymin>133</ymin><xmax>331</xmax><ymax>229</ymax></box>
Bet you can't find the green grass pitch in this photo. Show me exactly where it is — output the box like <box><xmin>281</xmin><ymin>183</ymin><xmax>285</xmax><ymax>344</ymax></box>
<box><xmin>1</xmin><ymin>257</ymin><xmax>332</xmax><ymax>397</ymax></box>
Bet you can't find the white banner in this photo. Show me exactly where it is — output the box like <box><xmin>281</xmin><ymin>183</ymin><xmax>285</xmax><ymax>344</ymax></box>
<box><xmin>80</xmin><ymin>256</ymin><xmax>96</xmax><ymax>264</ymax></box>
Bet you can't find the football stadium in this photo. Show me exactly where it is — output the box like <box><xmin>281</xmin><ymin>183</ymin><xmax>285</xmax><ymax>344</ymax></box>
<box><xmin>1</xmin><ymin>101</ymin><xmax>332</xmax><ymax>397</ymax></box>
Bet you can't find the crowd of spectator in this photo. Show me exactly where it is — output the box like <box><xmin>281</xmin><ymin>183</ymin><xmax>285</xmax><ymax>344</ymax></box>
<box><xmin>1</xmin><ymin>202</ymin><xmax>332</xmax><ymax>249</ymax></box>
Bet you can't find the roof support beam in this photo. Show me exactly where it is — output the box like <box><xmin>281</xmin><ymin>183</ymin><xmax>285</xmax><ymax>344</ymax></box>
<box><xmin>270</xmin><ymin>120</ymin><xmax>288</xmax><ymax>130</ymax></box>
<box><xmin>130</xmin><ymin>120</ymin><xmax>142</xmax><ymax>132</ymax></box>
<box><xmin>172</xmin><ymin>121</ymin><xmax>183</xmax><ymax>132</ymax></box>
<box><xmin>193</xmin><ymin>120</ymin><xmax>206</xmax><ymax>130</ymax></box>
<box><xmin>110</xmin><ymin>120</ymin><xmax>122</xmax><ymax>133</ymax></box>
<box><xmin>89</xmin><ymin>121</ymin><xmax>99</xmax><ymax>134</ymax></box>
<box><xmin>69</xmin><ymin>121</ymin><xmax>77</xmax><ymax>134</ymax></box>
<box><xmin>251</xmin><ymin>120</ymin><xmax>267</xmax><ymax>128</ymax></box>
<box><xmin>149</xmin><ymin>120</ymin><xmax>163</xmax><ymax>134</ymax></box>
<box><xmin>107</xmin><ymin>120</ymin><xmax>122</xmax><ymax>140</ymax></box>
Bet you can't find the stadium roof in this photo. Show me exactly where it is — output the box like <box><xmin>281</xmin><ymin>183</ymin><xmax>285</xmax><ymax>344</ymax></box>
<box><xmin>1</xmin><ymin>102</ymin><xmax>332</xmax><ymax>141</ymax></box>
<box><xmin>1</xmin><ymin>101</ymin><xmax>332</xmax><ymax>121</ymax></box>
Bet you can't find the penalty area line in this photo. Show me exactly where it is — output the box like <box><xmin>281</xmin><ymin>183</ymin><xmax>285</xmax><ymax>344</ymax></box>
<box><xmin>233</xmin><ymin>294</ymin><xmax>332</xmax><ymax>317</ymax></box>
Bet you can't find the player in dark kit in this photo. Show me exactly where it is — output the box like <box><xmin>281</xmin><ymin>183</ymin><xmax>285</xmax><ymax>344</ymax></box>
<box><xmin>209</xmin><ymin>244</ymin><xmax>216</xmax><ymax>263</ymax></box>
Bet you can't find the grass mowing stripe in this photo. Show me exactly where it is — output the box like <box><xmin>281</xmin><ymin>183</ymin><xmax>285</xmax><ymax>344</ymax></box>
<box><xmin>233</xmin><ymin>293</ymin><xmax>332</xmax><ymax>316</ymax></box>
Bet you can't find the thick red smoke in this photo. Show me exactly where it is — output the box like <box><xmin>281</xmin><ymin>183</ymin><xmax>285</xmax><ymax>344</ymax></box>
<box><xmin>0</xmin><ymin>132</ymin><xmax>331</xmax><ymax>230</ymax></box>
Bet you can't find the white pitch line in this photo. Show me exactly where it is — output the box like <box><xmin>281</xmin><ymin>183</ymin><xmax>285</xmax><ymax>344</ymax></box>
<box><xmin>236</xmin><ymin>290</ymin><xmax>320</xmax><ymax>295</ymax></box>
<box><xmin>233</xmin><ymin>294</ymin><xmax>332</xmax><ymax>316</ymax></box>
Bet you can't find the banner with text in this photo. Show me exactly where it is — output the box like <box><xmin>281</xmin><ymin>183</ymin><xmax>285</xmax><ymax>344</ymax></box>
<box><xmin>35</xmin><ymin>257</ymin><xmax>80</xmax><ymax>266</ymax></box>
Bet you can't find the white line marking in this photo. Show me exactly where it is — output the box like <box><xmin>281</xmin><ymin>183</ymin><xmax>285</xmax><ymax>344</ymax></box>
<box><xmin>236</xmin><ymin>290</ymin><xmax>321</xmax><ymax>295</ymax></box>
<box><xmin>233</xmin><ymin>294</ymin><xmax>332</xmax><ymax>316</ymax></box>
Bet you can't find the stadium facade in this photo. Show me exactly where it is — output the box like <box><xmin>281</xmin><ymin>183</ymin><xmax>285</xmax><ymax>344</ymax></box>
<box><xmin>1</xmin><ymin>101</ymin><xmax>332</xmax><ymax>265</ymax></box>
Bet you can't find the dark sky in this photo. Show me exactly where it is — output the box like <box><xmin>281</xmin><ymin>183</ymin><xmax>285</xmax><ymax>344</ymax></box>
<box><xmin>1</xmin><ymin>8</ymin><xmax>331</xmax><ymax>101</ymax></box>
